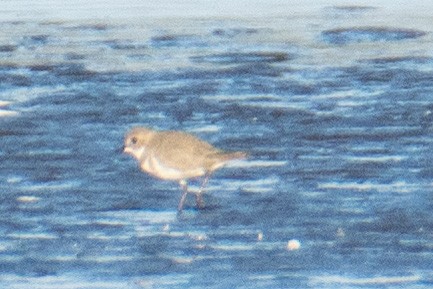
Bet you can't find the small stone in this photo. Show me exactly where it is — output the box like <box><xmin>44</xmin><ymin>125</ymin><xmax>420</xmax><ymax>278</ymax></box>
<box><xmin>287</xmin><ymin>239</ymin><xmax>301</xmax><ymax>251</ymax></box>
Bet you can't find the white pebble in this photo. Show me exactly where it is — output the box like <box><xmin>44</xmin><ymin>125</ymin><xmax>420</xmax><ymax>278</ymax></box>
<box><xmin>257</xmin><ymin>231</ymin><xmax>263</xmax><ymax>241</ymax></box>
<box><xmin>287</xmin><ymin>239</ymin><xmax>301</xmax><ymax>251</ymax></box>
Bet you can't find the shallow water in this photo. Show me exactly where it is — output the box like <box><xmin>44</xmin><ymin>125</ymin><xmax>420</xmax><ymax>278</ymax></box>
<box><xmin>1</xmin><ymin>1</ymin><xmax>433</xmax><ymax>288</ymax></box>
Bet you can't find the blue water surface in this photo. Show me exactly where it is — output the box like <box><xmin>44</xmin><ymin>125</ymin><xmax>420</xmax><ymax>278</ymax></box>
<box><xmin>1</xmin><ymin>3</ymin><xmax>433</xmax><ymax>289</ymax></box>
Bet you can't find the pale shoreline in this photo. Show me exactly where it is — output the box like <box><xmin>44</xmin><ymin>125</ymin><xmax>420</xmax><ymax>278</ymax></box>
<box><xmin>1</xmin><ymin>0</ymin><xmax>433</xmax><ymax>21</ymax></box>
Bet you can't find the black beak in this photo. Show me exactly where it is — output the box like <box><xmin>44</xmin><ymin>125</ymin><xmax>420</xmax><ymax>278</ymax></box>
<box><xmin>119</xmin><ymin>145</ymin><xmax>126</xmax><ymax>154</ymax></box>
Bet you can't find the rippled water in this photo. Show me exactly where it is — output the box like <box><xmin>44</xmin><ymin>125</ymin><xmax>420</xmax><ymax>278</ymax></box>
<box><xmin>1</xmin><ymin>1</ymin><xmax>433</xmax><ymax>288</ymax></box>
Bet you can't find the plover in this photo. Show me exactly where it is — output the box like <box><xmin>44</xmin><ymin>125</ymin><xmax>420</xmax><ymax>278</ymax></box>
<box><xmin>123</xmin><ymin>127</ymin><xmax>246</xmax><ymax>211</ymax></box>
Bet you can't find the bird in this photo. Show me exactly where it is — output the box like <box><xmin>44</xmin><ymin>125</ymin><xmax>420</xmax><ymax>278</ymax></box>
<box><xmin>123</xmin><ymin>127</ymin><xmax>246</xmax><ymax>211</ymax></box>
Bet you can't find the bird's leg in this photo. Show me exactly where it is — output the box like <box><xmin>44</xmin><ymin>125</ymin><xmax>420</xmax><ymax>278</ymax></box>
<box><xmin>178</xmin><ymin>180</ymin><xmax>188</xmax><ymax>212</ymax></box>
<box><xmin>195</xmin><ymin>172</ymin><xmax>212</xmax><ymax>209</ymax></box>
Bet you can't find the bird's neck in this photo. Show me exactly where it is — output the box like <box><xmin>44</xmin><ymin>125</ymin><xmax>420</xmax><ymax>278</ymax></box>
<box><xmin>132</xmin><ymin>147</ymin><xmax>147</xmax><ymax>162</ymax></box>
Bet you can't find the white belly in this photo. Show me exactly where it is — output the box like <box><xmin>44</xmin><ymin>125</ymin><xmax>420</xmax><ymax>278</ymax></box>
<box><xmin>141</xmin><ymin>153</ymin><xmax>205</xmax><ymax>181</ymax></box>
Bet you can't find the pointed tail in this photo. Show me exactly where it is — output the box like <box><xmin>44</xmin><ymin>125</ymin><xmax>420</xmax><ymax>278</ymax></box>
<box><xmin>216</xmin><ymin>151</ymin><xmax>247</xmax><ymax>162</ymax></box>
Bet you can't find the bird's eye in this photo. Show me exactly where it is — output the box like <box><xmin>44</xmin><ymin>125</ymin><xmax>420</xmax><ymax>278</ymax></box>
<box><xmin>131</xmin><ymin>137</ymin><xmax>138</xmax><ymax>145</ymax></box>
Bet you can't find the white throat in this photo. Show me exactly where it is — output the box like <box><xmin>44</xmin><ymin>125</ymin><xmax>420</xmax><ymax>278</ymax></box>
<box><xmin>125</xmin><ymin>146</ymin><xmax>146</xmax><ymax>161</ymax></box>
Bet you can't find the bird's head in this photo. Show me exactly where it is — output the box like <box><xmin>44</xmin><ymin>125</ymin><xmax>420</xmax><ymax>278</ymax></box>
<box><xmin>123</xmin><ymin>127</ymin><xmax>155</xmax><ymax>160</ymax></box>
